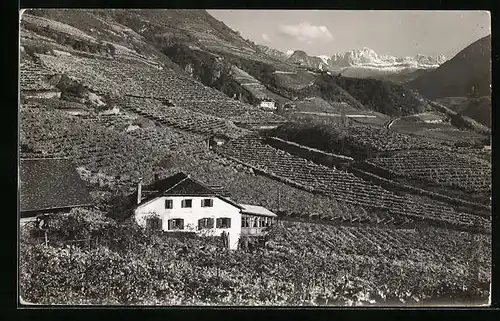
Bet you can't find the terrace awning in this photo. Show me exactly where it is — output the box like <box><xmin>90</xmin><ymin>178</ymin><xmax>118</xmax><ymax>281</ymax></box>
<box><xmin>239</xmin><ymin>204</ymin><xmax>277</xmax><ymax>217</ymax></box>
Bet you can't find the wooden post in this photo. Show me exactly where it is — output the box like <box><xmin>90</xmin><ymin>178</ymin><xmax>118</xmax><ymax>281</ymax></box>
<box><xmin>44</xmin><ymin>230</ymin><xmax>48</xmax><ymax>247</ymax></box>
<box><xmin>216</xmin><ymin>250</ymin><xmax>220</xmax><ymax>280</ymax></box>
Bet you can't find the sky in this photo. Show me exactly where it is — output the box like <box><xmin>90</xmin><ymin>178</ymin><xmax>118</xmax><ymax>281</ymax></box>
<box><xmin>208</xmin><ymin>10</ymin><xmax>491</xmax><ymax>59</ymax></box>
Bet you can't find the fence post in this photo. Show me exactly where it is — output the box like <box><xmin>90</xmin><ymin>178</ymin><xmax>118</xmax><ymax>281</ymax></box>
<box><xmin>44</xmin><ymin>230</ymin><xmax>48</xmax><ymax>247</ymax></box>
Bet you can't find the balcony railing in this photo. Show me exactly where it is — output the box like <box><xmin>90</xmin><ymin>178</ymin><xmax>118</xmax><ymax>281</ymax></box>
<box><xmin>241</xmin><ymin>226</ymin><xmax>269</xmax><ymax>236</ymax></box>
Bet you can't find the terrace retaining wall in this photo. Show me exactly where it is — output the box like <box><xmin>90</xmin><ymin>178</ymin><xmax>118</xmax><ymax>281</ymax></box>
<box><xmin>265</xmin><ymin>137</ymin><xmax>354</xmax><ymax>169</ymax></box>
<box><xmin>352</xmin><ymin>163</ymin><xmax>491</xmax><ymax>217</ymax></box>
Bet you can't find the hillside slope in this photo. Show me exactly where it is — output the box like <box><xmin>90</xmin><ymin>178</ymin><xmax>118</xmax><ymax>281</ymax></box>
<box><xmin>408</xmin><ymin>35</ymin><xmax>491</xmax><ymax>99</ymax></box>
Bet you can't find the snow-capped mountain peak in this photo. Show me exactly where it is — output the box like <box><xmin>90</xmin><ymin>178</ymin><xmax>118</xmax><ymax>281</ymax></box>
<box><xmin>330</xmin><ymin>47</ymin><xmax>446</xmax><ymax>69</ymax></box>
<box><xmin>317</xmin><ymin>55</ymin><xmax>331</xmax><ymax>64</ymax></box>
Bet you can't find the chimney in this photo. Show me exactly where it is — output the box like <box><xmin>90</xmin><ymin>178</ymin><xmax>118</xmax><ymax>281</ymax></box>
<box><xmin>137</xmin><ymin>177</ymin><xmax>142</xmax><ymax>205</ymax></box>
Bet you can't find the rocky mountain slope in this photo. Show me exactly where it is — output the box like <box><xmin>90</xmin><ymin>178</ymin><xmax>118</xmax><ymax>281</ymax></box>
<box><xmin>271</xmin><ymin>47</ymin><xmax>445</xmax><ymax>81</ymax></box>
<box><xmin>287</xmin><ymin>50</ymin><xmax>330</xmax><ymax>70</ymax></box>
<box><xmin>329</xmin><ymin>47</ymin><xmax>446</xmax><ymax>69</ymax></box>
<box><xmin>407</xmin><ymin>35</ymin><xmax>491</xmax><ymax>99</ymax></box>
<box><xmin>21</xmin><ymin>9</ymin><xmax>440</xmax><ymax>120</ymax></box>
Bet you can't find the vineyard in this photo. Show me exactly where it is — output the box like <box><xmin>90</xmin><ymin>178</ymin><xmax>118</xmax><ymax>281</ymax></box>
<box><xmin>214</xmin><ymin>135</ymin><xmax>489</xmax><ymax>231</ymax></box>
<box><xmin>19</xmin><ymin>209</ymin><xmax>490</xmax><ymax>305</ymax></box>
<box><xmin>339</xmin><ymin>125</ymin><xmax>456</xmax><ymax>154</ymax></box>
<box><xmin>150</xmin><ymin>150</ymin><xmax>400</xmax><ymax>226</ymax></box>
<box><xmin>20</xmin><ymin>105</ymin><xmax>206</xmax><ymax>188</ymax></box>
<box><xmin>20</xmin><ymin>58</ymin><xmax>58</xmax><ymax>91</ymax></box>
<box><xmin>272</xmin><ymin>122</ymin><xmax>455</xmax><ymax>159</ymax></box>
<box><xmin>279</xmin><ymin>221</ymin><xmax>490</xmax><ymax>276</ymax></box>
<box><xmin>365</xmin><ymin>150</ymin><xmax>491</xmax><ymax>194</ymax></box>
<box><xmin>119</xmin><ymin>96</ymin><xmax>251</xmax><ymax>138</ymax></box>
<box><xmin>36</xmin><ymin>53</ymin><xmax>283</xmax><ymax>125</ymax></box>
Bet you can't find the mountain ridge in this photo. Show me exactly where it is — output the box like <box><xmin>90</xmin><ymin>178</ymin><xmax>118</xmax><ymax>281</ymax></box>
<box><xmin>407</xmin><ymin>34</ymin><xmax>491</xmax><ymax>99</ymax></box>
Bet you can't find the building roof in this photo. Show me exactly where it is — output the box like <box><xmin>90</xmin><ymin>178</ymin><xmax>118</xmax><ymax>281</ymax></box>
<box><xmin>147</xmin><ymin>172</ymin><xmax>215</xmax><ymax>196</ymax></box>
<box><xmin>20</xmin><ymin>158</ymin><xmax>93</xmax><ymax>214</ymax></box>
<box><xmin>137</xmin><ymin>172</ymin><xmax>243</xmax><ymax>209</ymax></box>
<box><xmin>239</xmin><ymin>204</ymin><xmax>277</xmax><ymax>217</ymax></box>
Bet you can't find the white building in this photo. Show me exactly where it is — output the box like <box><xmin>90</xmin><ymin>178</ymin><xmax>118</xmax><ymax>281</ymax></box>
<box><xmin>133</xmin><ymin>172</ymin><xmax>277</xmax><ymax>250</ymax></box>
<box><xmin>259</xmin><ymin>98</ymin><xmax>276</xmax><ymax>110</ymax></box>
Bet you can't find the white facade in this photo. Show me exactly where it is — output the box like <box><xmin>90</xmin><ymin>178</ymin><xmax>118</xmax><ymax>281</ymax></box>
<box><xmin>135</xmin><ymin>196</ymin><xmax>242</xmax><ymax>250</ymax></box>
<box><xmin>423</xmin><ymin>119</ymin><xmax>444</xmax><ymax>124</ymax></box>
<box><xmin>20</xmin><ymin>216</ymin><xmax>37</xmax><ymax>225</ymax></box>
<box><xmin>260</xmin><ymin>100</ymin><xmax>276</xmax><ymax>110</ymax></box>
<box><xmin>99</xmin><ymin>106</ymin><xmax>120</xmax><ymax>115</ymax></box>
<box><xmin>24</xmin><ymin>90</ymin><xmax>61</xmax><ymax>99</ymax></box>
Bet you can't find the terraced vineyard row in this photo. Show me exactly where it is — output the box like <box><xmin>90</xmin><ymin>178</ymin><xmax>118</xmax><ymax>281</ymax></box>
<box><xmin>77</xmin><ymin>112</ymin><xmax>207</xmax><ymax>153</ymax></box>
<box><xmin>119</xmin><ymin>96</ymin><xmax>251</xmax><ymax>139</ymax></box>
<box><xmin>20</xmin><ymin>106</ymin><xmax>204</xmax><ymax>187</ymax></box>
<box><xmin>20</xmin><ymin>58</ymin><xmax>58</xmax><ymax>91</ymax></box>
<box><xmin>365</xmin><ymin>150</ymin><xmax>491</xmax><ymax>193</ymax></box>
<box><xmin>174</xmin><ymin>100</ymin><xmax>285</xmax><ymax>125</ymax></box>
<box><xmin>156</xmin><ymin>151</ymin><xmax>410</xmax><ymax>226</ymax></box>
<box><xmin>36</xmin><ymin>53</ymin><xmax>281</xmax><ymax>124</ymax></box>
<box><xmin>341</xmin><ymin>125</ymin><xmax>455</xmax><ymax>153</ymax></box>
<box><xmin>278</xmin><ymin>221</ymin><xmax>490</xmax><ymax>282</ymax></box>
<box><xmin>214</xmin><ymin>135</ymin><xmax>489</xmax><ymax>231</ymax></box>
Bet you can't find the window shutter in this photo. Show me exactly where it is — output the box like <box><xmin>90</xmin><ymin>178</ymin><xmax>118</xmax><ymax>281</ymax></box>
<box><xmin>198</xmin><ymin>219</ymin><xmax>203</xmax><ymax>230</ymax></box>
<box><xmin>208</xmin><ymin>218</ymin><xmax>214</xmax><ymax>228</ymax></box>
<box><xmin>216</xmin><ymin>218</ymin><xmax>221</xmax><ymax>228</ymax></box>
<box><xmin>168</xmin><ymin>219</ymin><xmax>172</xmax><ymax>230</ymax></box>
<box><xmin>227</xmin><ymin>218</ymin><xmax>231</xmax><ymax>228</ymax></box>
<box><xmin>209</xmin><ymin>199</ymin><xmax>213</xmax><ymax>207</ymax></box>
<box><xmin>201</xmin><ymin>199</ymin><xmax>204</xmax><ymax>207</ymax></box>
<box><xmin>181</xmin><ymin>200</ymin><xmax>185</xmax><ymax>208</ymax></box>
<box><xmin>180</xmin><ymin>219</ymin><xmax>184</xmax><ymax>230</ymax></box>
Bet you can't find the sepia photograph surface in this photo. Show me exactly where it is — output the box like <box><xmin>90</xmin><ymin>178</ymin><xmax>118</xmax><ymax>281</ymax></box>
<box><xmin>18</xmin><ymin>9</ymin><xmax>491</xmax><ymax>306</ymax></box>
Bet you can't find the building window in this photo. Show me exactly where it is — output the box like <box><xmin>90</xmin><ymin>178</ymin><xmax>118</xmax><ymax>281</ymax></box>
<box><xmin>216</xmin><ymin>217</ymin><xmax>231</xmax><ymax>229</ymax></box>
<box><xmin>253</xmin><ymin>217</ymin><xmax>259</xmax><ymax>228</ymax></box>
<box><xmin>198</xmin><ymin>218</ymin><xmax>214</xmax><ymax>230</ymax></box>
<box><xmin>165</xmin><ymin>199</ymin><xmax>173</xmax><ymax>209</ymax></box>
<box><xmin>146</xmin><ymin>217</ymin><xmax>162</xmax><ymax>230</ymax></box>
<box><xmin>168</xmin><ymin>218</ymin><xmax>184</xmax><ymax>230</ymax></box>
<box><xmin>241</xmin><ymin>217</ymin><xmax>250</xmax><ymax>228</ymax></box>
<box><xmin>181</xmin><ymin>199</ymin><xmax>192</xmax><ymax>208</ymax></box>
<box><xmin>201</xmin><ymin>199</ymin><xmax>213</xmax><ymax>207</ymax></box>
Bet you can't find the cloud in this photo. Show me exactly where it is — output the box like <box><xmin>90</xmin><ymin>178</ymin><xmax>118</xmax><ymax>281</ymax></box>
<box><xmin>278</xmin><ymin>22</ymin><xmax>333</xmax><ymax>43</ymax></box>
<box><xmin>261</xmin><ymin>33</ymin><xmax>272</xmax><ymax>42</ymax></box>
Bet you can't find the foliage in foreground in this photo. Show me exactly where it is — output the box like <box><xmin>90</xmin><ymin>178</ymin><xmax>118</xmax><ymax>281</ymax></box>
<box><xmin>19</xmin><ymin>209</ymin><xmax>490</xmax><ymax>306</ymax></box>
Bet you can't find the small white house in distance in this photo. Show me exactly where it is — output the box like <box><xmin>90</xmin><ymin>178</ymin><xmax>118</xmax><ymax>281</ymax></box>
<box><xmin>259</xmin><ymin>98</ymin><xmax>276</xmax><ymax>110</ymax></box>
<box><xmin>134</xmin><ymin>172</ymin><xmax>244</xmax><ymax>250</ymax></box>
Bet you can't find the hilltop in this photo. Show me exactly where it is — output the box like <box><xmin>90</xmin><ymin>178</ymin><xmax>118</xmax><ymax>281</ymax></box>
<box><xmin>408</xmin><ymin>35</ymin><xmax>491</xmax><ymax>99</ymax></box>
